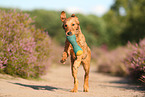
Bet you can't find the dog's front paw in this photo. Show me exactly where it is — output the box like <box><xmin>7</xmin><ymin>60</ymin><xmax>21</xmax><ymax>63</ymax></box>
<box><xmin>84</xmin><ymin>85</ymin><xmax>89</xmax><ymax>92</ymax></box>
<box><xmin>83</xmin><ymin>88</ymin><xmax>89</xmax><ymax>92</ymax></box>
<box><xmin>60</xmin><ymin>58</ymin><xmax>66</xmax><ymax>64</ymax></box>
<box><xmin>70</xmin><ymin>88</ymin><xmax>78</xmax><ymax>92</ymax></box>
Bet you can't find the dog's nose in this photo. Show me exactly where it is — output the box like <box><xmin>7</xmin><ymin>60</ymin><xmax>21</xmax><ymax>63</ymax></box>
<box><xmin>67</xmin><ymin>32</ymin><xmax>72</xmax><ymax>36</ymax></box>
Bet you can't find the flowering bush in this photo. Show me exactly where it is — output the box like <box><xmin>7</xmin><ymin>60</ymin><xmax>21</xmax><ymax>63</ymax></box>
<box><xmin>93</xmin><ymin>47</ymin><xmax>129</xmax><ymax>76</ymax></box>
<box><xmin>124</xmin><ymin>39</ymin><xmax>145</xmax><ymax>83</ymax></box>
<box><xmin>0</xmin><ymin>10</ymin><xmax>51</xmax><ymax>78</ymax></box>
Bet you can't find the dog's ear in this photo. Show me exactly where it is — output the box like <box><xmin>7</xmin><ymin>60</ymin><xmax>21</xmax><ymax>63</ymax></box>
<box><xmin>71</xmin><ymin>14</ymin><xmax>75</xmax><ymax>17</ymax></box>
<box><xmin>60</xmin><ymin>11</ymin><xmax>66</xmax><ymax>22</ymax></box>
<box><xmin>75</xmin><ymin>17</ymin><xmax>80</xmax><ymax>30</ymax></box>
<box><xmin>71</xmin><ymin>14</ymin><xmax>79</xmax><ymax>25</ymax></box>
<box><xmin>75</xmin><ymin>17</ymin><xmax>79</xmax><ymax>25</ymax></box>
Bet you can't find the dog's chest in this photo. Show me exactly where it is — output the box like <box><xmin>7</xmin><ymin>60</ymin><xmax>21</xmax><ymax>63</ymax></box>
<box><xmin>69</xmin><ymin>34</ymin><xmax>87</xmax><ymax>56</ymax></box>
<box><xmin>76</xmin><ymin>34</ymin><xmax>85</xmax><ymax>47</ymax></box>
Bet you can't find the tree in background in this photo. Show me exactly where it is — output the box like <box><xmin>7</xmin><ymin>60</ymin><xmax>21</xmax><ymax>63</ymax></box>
<box><xmin>103</xmin><ymin>0</ymin><xmax>145</xmax><ymax>47</ymax></box>
<box><xmin>119</xmin><ymin>0</ymin><xmax>145</xmax><ymax>44</ymax></box>
<box><xmin>26</xmin><ymin>10</ymin><xmax>65</xmax><ymax>44</ymax></box>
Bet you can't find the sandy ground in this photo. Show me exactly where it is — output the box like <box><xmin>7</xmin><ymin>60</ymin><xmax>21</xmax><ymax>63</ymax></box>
<box><xmin>0</xmin><ymin>65</ymin><xmax>145</xmax><ymax>97</ymax></box>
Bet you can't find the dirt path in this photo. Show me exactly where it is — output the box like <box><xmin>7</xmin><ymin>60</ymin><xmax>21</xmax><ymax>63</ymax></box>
<box><xmin>0</xmin><ymin>65</ymin><xmax>145</xmax><ymax>97</ymax></box>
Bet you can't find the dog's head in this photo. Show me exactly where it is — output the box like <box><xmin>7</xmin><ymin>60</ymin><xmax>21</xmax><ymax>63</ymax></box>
<box><xmin>60</xmin><ymin>11</ymin><xmax>80</xmax><ymax>36</ymax></box>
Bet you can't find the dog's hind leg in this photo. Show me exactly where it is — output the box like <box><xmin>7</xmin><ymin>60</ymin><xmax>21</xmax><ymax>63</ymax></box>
<box><xmin>70</xmin><ymin>56</ymin><xmax>81</xmax><ymax>92</ymax></box>
<box><xmin>82</xmin><ymin>60</ymin><xmax>90</xmax><ymax>92</ymax></box>
<box><xmin>82</xmin><ymin>51</ymin><xmax>91</xmax><ymax>92</ymax></box>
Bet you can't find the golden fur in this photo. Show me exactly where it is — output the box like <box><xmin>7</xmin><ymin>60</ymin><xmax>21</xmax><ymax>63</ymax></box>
<box><xmin>60</xmin><ymin>11</ymin><xmax>91</xmax><ymax>92</ymax></box>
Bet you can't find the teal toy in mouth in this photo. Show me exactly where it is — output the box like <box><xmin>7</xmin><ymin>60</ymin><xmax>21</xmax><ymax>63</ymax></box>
<box><xmin>67</xmin><ymin>34</ymin><xmax>83</xmax><ymax>56</ymax></box>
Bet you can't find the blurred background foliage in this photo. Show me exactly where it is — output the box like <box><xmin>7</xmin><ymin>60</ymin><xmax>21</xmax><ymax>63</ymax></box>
<box><xmin>107</xmin><ymin>0</ymin><xmax>145</xmax><ymax>46</ymax></box>
<box><xmin>25</xmin><ymin>10</ymin><xmax>107</xmax><ymax>47</ymax></box>
<box><xmin>25</xmin><ymin>0</ymin><xmax>144</xmax><ymax>49</ymax></box>
<box><xmin>1</xmin><ymin>0</ymin><xmax>144</xmax><ymax>49</ymax></box>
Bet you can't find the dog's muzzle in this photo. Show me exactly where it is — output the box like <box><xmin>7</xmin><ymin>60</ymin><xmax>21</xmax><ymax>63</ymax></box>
<box><xmin>67</xmin><ymin>32</ymin><xmax>72</xmax><ymax>36</ymax></box>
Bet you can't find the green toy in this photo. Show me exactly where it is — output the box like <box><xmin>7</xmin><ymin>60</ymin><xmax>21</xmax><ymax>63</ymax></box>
<box><xmin>67</xmin><ymin>34</ymin><xmax>83</xmax><ymax>56</ymax></box>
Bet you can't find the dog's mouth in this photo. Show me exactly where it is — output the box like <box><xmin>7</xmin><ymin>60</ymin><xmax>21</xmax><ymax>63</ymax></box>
<box><xmin>66</xmin><ymin>32</ymin><xmax>73</xmax><ymax>36</ymax></box>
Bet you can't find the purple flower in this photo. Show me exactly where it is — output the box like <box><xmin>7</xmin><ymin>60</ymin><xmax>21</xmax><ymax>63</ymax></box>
<box><xmin>124</xmin><ymin>38</ymin><xmax>145</xmax><ymax>83</ymax></box>
<box><xmin>0</xmin><ymin>9</ymin><xmax>51</xmax><ymax>78</ymax></box>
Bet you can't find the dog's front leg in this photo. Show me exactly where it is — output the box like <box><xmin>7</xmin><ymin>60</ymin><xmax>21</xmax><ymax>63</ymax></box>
<box><xmin>60</xmin><ymin>39</ymin><xmax>71</xmax><ymax>64</ymax></box>
<box><xmin>70</xmin><ymin>56</ymin><xmax>82</xmax><ymax>92</ymax></box>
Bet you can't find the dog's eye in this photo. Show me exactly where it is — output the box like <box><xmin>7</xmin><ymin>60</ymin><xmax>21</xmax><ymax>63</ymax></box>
<box><xmin>65</xmin><ymin>25</ymin><xmax>67</xmax><ymax>27</ymax></box>
<box><xmin>72</xmin><ymin>24</ymin><xmax>75</xmax><ymax>26</ymax></box>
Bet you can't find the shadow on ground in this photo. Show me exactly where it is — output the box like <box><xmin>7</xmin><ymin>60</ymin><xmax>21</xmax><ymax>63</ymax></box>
<box><xmin>10</xmin><ymin>82</ymin><xmax>70</xmax><ymax>92</ymax></box>
<box><xmin>108</xmin><ymin>78</ymin><xmax>145</xmax><ymax>92</ymax></box>
<box><xmin>14</xmin><ymin>83</ymin><xmax>60</xmax><ymax>91</ymax></box>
